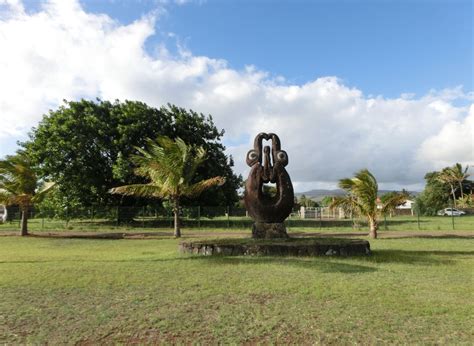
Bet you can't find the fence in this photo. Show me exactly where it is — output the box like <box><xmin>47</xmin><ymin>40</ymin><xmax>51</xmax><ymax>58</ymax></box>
<box><xmin>0</xmin><ymin>205</ymin><xmax>472</xmax><ymax>232</ymax></box>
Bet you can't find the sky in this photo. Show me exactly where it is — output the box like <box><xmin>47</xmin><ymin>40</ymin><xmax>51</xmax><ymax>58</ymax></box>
<box><xmin>0</xmin><ymin>0</ymin><xmax>472</xmax><ymax>192</ymax></box>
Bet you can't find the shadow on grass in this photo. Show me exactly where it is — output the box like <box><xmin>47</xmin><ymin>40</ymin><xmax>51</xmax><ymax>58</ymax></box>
<box><xmin>179</xmin><ymin>255</ymin><xmax>378</xmax><ymax>273</ymax></box>
<box><xmin>0</xmin><ymin>256</ymin><xmax>377</xmax><ymax>274</ymax></box>
<box><xmin>24</xmin><ymin>232</ymin><xmax>174</xmax><ymax>240</ymax></box>
<box><xmin>2</xmin><ymin>249</ymin><xmax>472</xmax><ymax>273</ymax></box>
<box><xmin>364</xmin><ymin>249</ymin><xmax>474</xmax><ymax>266</ymax></box>
<box><xmin>402</xmin><ymin>234</ymin><xmax>474</xmax><ymax>239</ymax></box>
<box><xmin>178</xmin><ymin>245</ymin><xmax>474</xmax><ymax>268</ymax></box>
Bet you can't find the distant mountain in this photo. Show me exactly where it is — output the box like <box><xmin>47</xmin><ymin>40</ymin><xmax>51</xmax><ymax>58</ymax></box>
<box><xmin>295</xmin><ymin>189</ymin><xmax>345</xmax><ymax>201</ymax></box>
<box><xmin>295</xmin><ymin>189</ymin><xmax>419</xmax><ymax>201</ymax></box>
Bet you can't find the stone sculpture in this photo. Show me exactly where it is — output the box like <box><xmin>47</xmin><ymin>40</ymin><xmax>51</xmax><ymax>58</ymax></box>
<box><xmin>244</xmin><ymin>133</ymin><xmax>294</xmax><ymax>238</ymax></box>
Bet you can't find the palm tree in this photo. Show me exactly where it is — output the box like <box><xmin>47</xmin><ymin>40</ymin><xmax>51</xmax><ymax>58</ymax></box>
<box><xmin>109</xmin><ymin>136</ymin><xmax>225</xmax><ymax>238</ymax></box>
<box><xmin>330</xmin><ymin>169</ymin><xmax>407</xmax><ymax>239</ymax></box>
<box><xmin>437</xmin><ymin>164</ymin><xmax>470</xmax><ymax>207</ymax></box>
<box><xmin>380</xmin><ymin>190</ymin><xmax>411</xmax><ymax>217</ymax></box>
<box><xmin>0</xmin><ymin>152</ymin><xmax>54</xmax><ymax>236</ymax></box>
<box><xmin>449</xmin><ymin>163</ymin><xmax>470</xmax><ymax>199</ymax></box>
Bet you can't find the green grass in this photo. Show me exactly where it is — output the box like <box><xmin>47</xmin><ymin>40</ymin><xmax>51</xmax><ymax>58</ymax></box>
<box><xmin>1</xmin><ymin>235</ymin><xmax>473</xmax><ymax>343</ymax></box>
<box><xmin>1</xmin><ymin>214</ymin><xmax>473</xmax><ymax>233</ymax></box>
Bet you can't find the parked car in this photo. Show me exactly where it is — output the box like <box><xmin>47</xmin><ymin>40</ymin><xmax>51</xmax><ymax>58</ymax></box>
<box><xmin>0</xmin><ymin>205</ymin><xmax>7</xmax><ymax>223</ymax></box>
<box><xmin>437</xmin><ymin>208</ymin><xmax>466</xmax><ymax>216</ymax></box>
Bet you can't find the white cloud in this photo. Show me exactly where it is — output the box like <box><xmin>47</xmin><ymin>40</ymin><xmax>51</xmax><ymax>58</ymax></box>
<box><xmin>416</xmin><ymin>105</ymin><xmax>474</xmax><ymax>169</ymax></box>
<box><xmin>0</xmin><ymin>0</ymin><xmax>472</xmax><ymax>190</ymax></box>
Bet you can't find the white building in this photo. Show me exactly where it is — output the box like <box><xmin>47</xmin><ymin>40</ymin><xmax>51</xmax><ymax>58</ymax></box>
<box><xmin>397</xmin><ymin>199</ymin><xmax>415</xmax><ymax>210</ymax></box>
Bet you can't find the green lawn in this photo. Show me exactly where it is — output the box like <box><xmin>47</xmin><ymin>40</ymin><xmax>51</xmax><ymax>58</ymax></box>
<box><xmin>1</xmin><ymin>215</ymin><xmax>473</xmax><ymax>233</ymax></box>
<box><xmin>1</xmin><ymin>234</ymin><xmax>473</xmax><ymax>343</ymax></box>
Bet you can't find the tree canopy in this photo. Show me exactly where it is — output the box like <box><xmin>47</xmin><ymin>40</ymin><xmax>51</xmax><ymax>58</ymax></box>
<box><xmin>416</xmin><ymin>164</ymin><xmax>472</xmax><ymax>215</ymax></box>
<box><xmin>22</xmin><ymin>100</ymin><xmax>241</xmax><ymax>211</ymax></box>
<box><xmin>298</xmin><ymin>194</ymin><xmax>318</xmax><ymax>208</ymax></box>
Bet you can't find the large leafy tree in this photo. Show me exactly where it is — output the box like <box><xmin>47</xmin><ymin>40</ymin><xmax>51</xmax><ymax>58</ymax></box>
<box><xmin>416</xmin><ymin>172</ymin><xmax>451</xmax><ymax>216</ymax></box>
<box><xmin>22</xmin><ymin>100</ymin><xmax>241</xmax><ymax>212</ymax></box>
<box><xmin>330</xmin><ymin>169</ymin><xmax>407</xmax><ymax>239</ymax></box>
<box><xmin>417</xmin><ymin>164</ymin><xmax>471</xmax><ymax>214</ymax></box>
<box><xmin>0</xmin><ymin>152</ymin><xmax>54</xmax><ymax>236</ymax></box>
<box><xmin>109</xmin><ymin>137</ymin><xmax>225</xmax><ymax>237</ymax></box>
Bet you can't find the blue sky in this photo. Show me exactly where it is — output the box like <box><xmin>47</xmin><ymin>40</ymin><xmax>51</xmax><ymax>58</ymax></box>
<box><xmin>1</xmin><ymin>0</ymin><xmax>472</xmax><ymax>190</ymax></box>
<box><xmin>75</xmin><ymin>0</ymin><xmax>473</xmax><ymax>98</ymax></box>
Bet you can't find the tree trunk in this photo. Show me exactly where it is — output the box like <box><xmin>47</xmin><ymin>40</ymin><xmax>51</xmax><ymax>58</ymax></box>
<box><xmin>450</xmin><ymin>184</ymin><xmax>457</xmax><ymax>208</ymax></box>
<box><xmin>368</xmin><ymin>216</ymin><xmax>378</xmax><ymax>239</ymax></box>
<box><xmin>20</xmin><ymin>207</ymin><xmax>28</xmax><ymax>236</ymax></box>
<box><xmin>173</xmin><ymin>198</ymin><xmax>181</xmax><ymax>238</ymax></box>
<box><xmin>459</xmin><ymin>182</ymin><xmax>464</xmax><ymax>199</ymax></box>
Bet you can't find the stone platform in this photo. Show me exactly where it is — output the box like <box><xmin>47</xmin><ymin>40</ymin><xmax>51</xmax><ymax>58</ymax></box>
<box><xmin>252</xmin><ymin>222</ymin><xmax>289</xmax><ymax>239</ymax></box>
<box><xmin>179</xmin><ymin>238</ymin><xmax>371</xmax><ymax>257</ymax></box>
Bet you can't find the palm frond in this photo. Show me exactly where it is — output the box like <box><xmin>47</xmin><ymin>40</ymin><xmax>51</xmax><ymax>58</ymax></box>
<box><xmin>109</xmin><ymin>184</ymin><xmax>167</xmax><ymax>199</ymax></box>
<box><xmin>329</xmin><ymin>195</ymin><xmax>364</xmax><ymax>215</ymax></box>
<box><xmin>338</xmin><ymin>178</ymin><xmax>356</xmax><ymax>191</ymax></box>
<box><xmin>453</xmin><ymin>163</ymin><xmax>469</xmax><ymax>180</ymax></box>
<box><xmin>110</xmin><ymin>136</ymin><xmax>224</xmax><ymax>205</ymax></box>
<box><xmin>437</xmin><ymin>167</ymin><xmax>456</xmax><ymax>185</ymax></box>
<box><xmin>32</xmin><ymin>182</ymin><xmax>56</xmax><ymax>203</ymax></box>
<box><xmin>338</xmin><ymin>169</ymin><xmax>378</xmax><ymax>214</ymax></box>
<box><xmin>182</xmin><ymin>146</ymin><xmax>207</xmax><ymax>184</ymax></box>
<box><xmin>381</xmin><ymin>192</ymin><xmax>409</xmax><ymax>215</ymax></box>
<box><xmin>0</xmin><ymin>190</ymin><xmax>13</xmax><ymax>205</ymax></box>
<box><xmin>0</xmin><ymin>152</ymin><xmax>39</xmax><ymax>202</ymax></box>
<box><xmin>183</xmin><ymin>176</ymin><xmax>225</xmax><ymax>198</ymax></box>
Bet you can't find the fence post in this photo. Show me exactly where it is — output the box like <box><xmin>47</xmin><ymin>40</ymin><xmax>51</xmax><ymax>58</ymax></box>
<box><xmin>226</xmin><ymin>206</ymin><xmax>230</xmax><ymax>228</ymax></box>
<box><xmin>384</xmin><ymin>214</ymin><xmax>388</xmax><ymax>230</ymax></box>
<box><xmin>169</xmin><ymin>209</ymin><xmax>172</xmax><ymax>228</ymax></box>
<box><xmin>451</xmin><ymin>200</ymin><xmax>455</xmax><ymax>230</ymax></box>
<box><xmin>416</xmin><ymin>205</ymin><xmax>421</xmax><ymax>230</ymax></box>
<box><xmin>319</xmin><ymin>207</ymin><xmax>322</xmax><ymax>229</ymax></box>
<box><xmin>197</xmin><ymin>206</ymin><xmax>201</xmax><ymax>228</ymax></box>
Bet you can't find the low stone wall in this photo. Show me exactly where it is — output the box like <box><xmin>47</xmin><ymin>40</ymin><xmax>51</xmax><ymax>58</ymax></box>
<box><xmin>179</xmin><ymin>238</ymin><xmax>371</xmax><ymax>257</ymax></box>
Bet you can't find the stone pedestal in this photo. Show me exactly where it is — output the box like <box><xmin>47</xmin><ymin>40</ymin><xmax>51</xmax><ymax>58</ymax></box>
<box><xmin>179</xmin><ymin>238</ymin><xmax>371</xmax><ymax>257</ymax></box>
<box><xmin>252</xmin><ymin>222</ymin><xmax>289</xmax><ymax>239</ymax></box>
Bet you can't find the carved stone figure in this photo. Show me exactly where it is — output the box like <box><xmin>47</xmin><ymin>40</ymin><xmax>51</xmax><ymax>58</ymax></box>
<box><xmin>244</xmin><ymin>133</ymin><xmax>294</xmax><ymax>238</ymax></box>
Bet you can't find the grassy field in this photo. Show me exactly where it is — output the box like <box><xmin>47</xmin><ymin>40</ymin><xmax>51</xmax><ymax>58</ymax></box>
<box><xmin>1</xmin><ymin>214</ymin><xmax>473</xmax><ymax>233</ymax></box>
<box><xmin>1</xmin><ymin>234</ymin><xmax>473</xmax><ymax>343</ymax></box>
